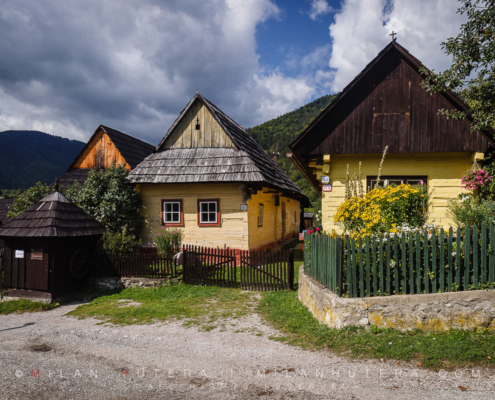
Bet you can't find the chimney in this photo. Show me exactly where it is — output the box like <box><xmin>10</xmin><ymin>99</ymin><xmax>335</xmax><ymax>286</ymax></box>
<box><xmin>241</xmin><ymin>125</ymin><xmax>244</xmax><ymax>131</ymax></box>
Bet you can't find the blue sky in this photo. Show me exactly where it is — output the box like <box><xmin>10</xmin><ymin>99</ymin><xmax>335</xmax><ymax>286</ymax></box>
<box><xmin>0</xmin><ymin>0</ymin><xmax>466</xmax><ymax>144</ymax></box>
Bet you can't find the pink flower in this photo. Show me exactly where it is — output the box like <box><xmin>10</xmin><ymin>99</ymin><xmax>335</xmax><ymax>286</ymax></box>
<box><xmin>316</xmin><ymin>227</ymin><xmax>320</xmax><ymax>232</ymax></box>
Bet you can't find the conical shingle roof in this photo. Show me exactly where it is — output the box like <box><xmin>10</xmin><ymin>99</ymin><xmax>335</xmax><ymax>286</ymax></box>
<box><xmin>0</xmin><ymin>191</ymin><xmax>106</xmax><ymax>238</ymax></box>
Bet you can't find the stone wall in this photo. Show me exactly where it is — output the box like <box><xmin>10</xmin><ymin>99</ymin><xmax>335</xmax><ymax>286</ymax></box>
<box><xmin>93</xmin><ymin>277</ymin><xmax>178</xmax><ymax>291</ymax></box>
<box><xmin>298</xmin><ymin>266</ymin><xmax>495</xmax><ymax>331</ymax></box>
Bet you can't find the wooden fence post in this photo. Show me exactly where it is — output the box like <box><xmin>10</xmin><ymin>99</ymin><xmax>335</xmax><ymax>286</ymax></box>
<box><xmin>288</xmin><ymin>249</ymin><xmax>294</xmax><ymax>290</ymax></box>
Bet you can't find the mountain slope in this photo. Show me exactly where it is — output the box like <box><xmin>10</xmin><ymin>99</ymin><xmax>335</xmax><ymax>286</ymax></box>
<box><xmin>0</xmin><ymin>130</ymin><xmax>85</xmax><ymax>190</ymax></box>
<box><xmin>246</xmin><ymin>94</ymin><xmax>336</xmax><ymax>209</ymax></box>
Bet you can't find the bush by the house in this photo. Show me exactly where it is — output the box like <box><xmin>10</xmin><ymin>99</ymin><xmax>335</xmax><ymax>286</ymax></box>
<box><xmin>335</xmin><ymin>183</ymin><xmax>430</xmax><ymax>237</ymax></box>
<box><xmin>97</xmin><ymin>230</ymin><xmax>142</xmax><ymax>254</ymax></box>
<box><xmin>446</xmin><ymin>195</ymin><xmax>495</xmax><ymax>228</ymax></box>
<box><xmin>152</xmin><ymin>226</ymin><xmax>183</xmax><ymax>257</ymax></box>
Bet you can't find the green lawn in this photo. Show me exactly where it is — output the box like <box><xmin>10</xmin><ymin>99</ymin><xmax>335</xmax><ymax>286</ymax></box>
<box><xmin>0</xmin><ymin>298</ymin><xmax>59</xmax><ymax>315</ymax></box>
<box><xmin>67</xmin><ymin>283</ymin><xmax>258</xmax><ymax>328</ymax></box>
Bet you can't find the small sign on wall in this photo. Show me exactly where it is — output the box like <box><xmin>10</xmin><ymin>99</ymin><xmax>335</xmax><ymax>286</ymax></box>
<box><xmin>321</xmin><ymin>176</ymin><xmax>330</xmax><ymax>184</ymax></box>
<box><xmin>15</xmin><ymin>250</ymin><xmax>24</xmax><ymax>259</ymax></box>
<box><xmin>322</xmin><ymin>185</ymin><xmax>332</xmax><ymax>192</ymax></box>
<box><xmin>240</xmin><ymin>204</ymin><xmax>248</xmax><ymax>211</ymax></box>
<box><xmin>31</xmin><ymin>249</ymin><xmax>44</xmax><ymax>261</ymax></box>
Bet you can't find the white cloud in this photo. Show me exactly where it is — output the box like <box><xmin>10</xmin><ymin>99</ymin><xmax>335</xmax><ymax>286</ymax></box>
<box><xmin>0</xmin><ymin>0</ymin><xmax>319</xmax><ymax>143</ymax></box>
<box><xmin>328</xmin><ymin>0</ymin><xmax>466</xmax><ymax>92</ymax></box>
<box><xmin>308</xmin><ymin>0</ymin><xmax>334</xmax><ymax>21</ymax></box>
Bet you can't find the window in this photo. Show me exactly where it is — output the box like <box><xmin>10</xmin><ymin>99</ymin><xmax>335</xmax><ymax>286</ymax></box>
<box><xmin>197</xmin><ymin>199</ymin><xmax>220</xmax><ymax>226</ymax></box>
<box><xmin>162</xmin><ymin>199</ymin><xmax>183</xmax><ymax>226</ymax></box>
<box><xmin>367</xmin><ymin>176</ymin><xmax>427</xmax><ymax>191</ymax></box>
<box><xmin>258</xmin><ymin>204</ymin><xmax>264</xmax><ymax>227</ymax></box>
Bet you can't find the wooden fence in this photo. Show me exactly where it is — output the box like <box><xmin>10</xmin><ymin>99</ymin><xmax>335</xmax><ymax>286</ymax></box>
<box><xmin>92</xmin><ymin>253</ymin><xmax>177</xmax><ymax>279</ymax></box>
<box><xmin>305</xmin><ymin>223</ymin><xmax>495</xmax><ymax>298</ymax></box>
<box><xmin>182</xmin><ymin>245</ymin><xmax>294</xmax><ymax>291</ymax></box>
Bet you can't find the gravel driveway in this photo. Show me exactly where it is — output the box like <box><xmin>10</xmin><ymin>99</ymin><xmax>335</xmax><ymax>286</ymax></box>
<box><xmin>1</xmin><ymin>303</ymin><xmax>495</xmax><ymax>399</ymax></box>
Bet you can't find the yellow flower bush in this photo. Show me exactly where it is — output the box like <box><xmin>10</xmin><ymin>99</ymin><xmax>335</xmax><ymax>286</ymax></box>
<box><xmin>335</xmin><ymin>184</ymin><xmax>430</xmax><ymax>238</ymax></box>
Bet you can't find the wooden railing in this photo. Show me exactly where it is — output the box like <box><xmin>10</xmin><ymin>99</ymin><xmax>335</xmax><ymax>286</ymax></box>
<box><xmin>92</xmin><ymin>253</ymin><xmax>177</xmax><ymax>279</ymax></box>
<box><xmin>305</xmin><ymin>223</ymin><xmax>495</xmax><ymax>298</ymax></box>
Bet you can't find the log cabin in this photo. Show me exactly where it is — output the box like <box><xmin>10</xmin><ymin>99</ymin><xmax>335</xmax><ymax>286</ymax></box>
<box><xmin>128</xmin><ymin>93</ymin><xmax>310</xmax><ymax>253</ymax></box>
<box><xmin>58</xmin><ymin>125</ymin><xmax>155</xmax><ymax>186</ymax></box>
<box><xmin>289</xmin><ymin>41</ymin><xmax>495</xmax><ymax>233</ymax></box>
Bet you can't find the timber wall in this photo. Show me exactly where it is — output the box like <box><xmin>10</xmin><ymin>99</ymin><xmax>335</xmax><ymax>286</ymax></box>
<box><xmin>322</xmin><ymin>152</ymin><xmax>472</xmax><ymax>233</ymax></box>
<box><xmin>73</xmin><ymin>131</ymin><xmax>128</xmax><ymax>169</ymax></box>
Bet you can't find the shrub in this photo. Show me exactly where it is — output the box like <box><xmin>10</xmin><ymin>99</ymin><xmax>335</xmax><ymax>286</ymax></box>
<box><xmin>98</xmin><ymin>230</ymin><xmax>142</xmax><ymax>254</ymax></box>
<box><xmin>446</xmin><ymin>195</ymin><xmax>495</xmax><ymax>227</ymax></box>
<box><xmin>335</xmin><ymin>183</ymin><xmax>430</xmax><ymax>237</ymax></box>
<box><xmin>152</xmin><ymin>226</ymin><xmax>183</xmax><ymax>257</ymax></box>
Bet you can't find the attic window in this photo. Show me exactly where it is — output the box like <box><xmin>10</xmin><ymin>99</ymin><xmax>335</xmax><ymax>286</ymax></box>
<box><xmin>198</xmin><ymin>199</ymin><xmax>220</xmax><ymax>226</ymax></box>
<box><xmin>258</xmin><ymin>204</ymin><xmax>264</xmax><ymax>227</ymax></box>
<box><xmin>162</xmin><ymin>200</ymin><xmax>183</xmax><ymax>226</ymax></box>
<box><xmin>195</xmin><ymin>117</ymin><xmax>200</xmax><ymax>131</ymax></box>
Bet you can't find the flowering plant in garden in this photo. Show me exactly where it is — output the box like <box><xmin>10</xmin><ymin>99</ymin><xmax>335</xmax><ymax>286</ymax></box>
<box><xmin>334</xmin><ymin>183</ymin><xmax>430</xmax><ymax>238</ymax></box>
<box><xmin>151</xmin><ymin>226</ymin><xmax>183</xmax><ymax>257</ymax></box>
<box><xmin>461</xmin><ymin>169</ymin><xmax>493</xmax><ymax>191</ymax></box>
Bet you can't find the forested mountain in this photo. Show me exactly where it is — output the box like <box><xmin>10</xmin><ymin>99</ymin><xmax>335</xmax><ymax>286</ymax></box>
<box><xmin>246</xmin><ymin>94</ymin><xmax>336</xmax><ymax>209</ymax></box>
<box><xmin>0</xmin><ymin>130</ymin><xmax>84</xmax><ymax>191</ymax></box>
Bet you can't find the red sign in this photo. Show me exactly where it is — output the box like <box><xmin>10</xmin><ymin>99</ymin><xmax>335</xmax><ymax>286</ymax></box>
<box><xmin>322</xmin><ymin>185</ymin><xmax>332</xmax><ymax>192</ymax></box>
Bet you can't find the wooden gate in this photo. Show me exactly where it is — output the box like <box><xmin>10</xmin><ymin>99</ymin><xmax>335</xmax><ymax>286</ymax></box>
<box><xmin>182</xmin><ymin>245</ymin><xmax>237</xmax><ymax>288</ymax></box>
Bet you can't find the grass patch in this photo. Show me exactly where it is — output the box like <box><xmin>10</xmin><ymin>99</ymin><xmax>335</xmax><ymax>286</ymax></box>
<box><xmin>259</xmin><ymin>290</ymin><xmax>495</xmax><ymax>370</ymax></box>
<box><xmin>67</xmin><ymin>283</ymin><xmax>257</xmax><ymax>326</ymax></box>
<box><xmin>0</xmin><ymin>299</ymin><xmax>59</xmax><ymax>315</ymax></box>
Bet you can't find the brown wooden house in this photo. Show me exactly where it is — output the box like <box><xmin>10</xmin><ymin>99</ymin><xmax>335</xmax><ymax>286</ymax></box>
<box><xmin>0</xmin><ymin>188</ymin><xmax>105</xmax><ymax>301</ymax></box>
<box><xmin>59</xmin><ymin>125</ymin><xmax>155</xmax><ymax>186</ymax></box>
<box><xmin>128</xmin><ymin>93</ymin><xmax>310</xmax><ymax>252</ymax></box>
<box><xmin>289</xmin><ymin>41</ymin><xmax>495</xmax><ymax>232</ymax></box>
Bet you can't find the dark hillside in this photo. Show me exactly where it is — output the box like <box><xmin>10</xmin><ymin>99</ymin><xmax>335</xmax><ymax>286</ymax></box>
<box><xmin>0</xmin><ymin>130</ymin><xmax>85</xmax><ymax>190</ymax></box>
<box><xmin>246</xmin><ymin>94</ymin><xmax>336</xmax><ymax>209</ymax></box>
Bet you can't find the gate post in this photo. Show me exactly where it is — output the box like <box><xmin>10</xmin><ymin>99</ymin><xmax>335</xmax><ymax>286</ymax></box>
<box><xmin>288</xmin><ymin>249</ymin><xmax>295</xmax><ymax>290</ymax></box>
<box><xmin>183</xmin><ymin>248</ymin><xmax>188</xmax><ymax>284</ymax></box>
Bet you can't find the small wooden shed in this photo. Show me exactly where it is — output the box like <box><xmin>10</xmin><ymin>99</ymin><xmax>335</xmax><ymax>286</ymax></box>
<box><xmin>0</xmin><ymin>189</ymin><xmax>105</xmax><ymax>301</ymax></box>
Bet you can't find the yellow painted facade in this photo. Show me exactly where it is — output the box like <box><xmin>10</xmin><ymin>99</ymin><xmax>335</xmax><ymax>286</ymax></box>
<box><xmin>137</xmin><ymin>183</ymin><xmax>300</xmax><ymax>250</ymax></box>
<box><xmin>319</xmin><ymin>152</ymin><xmax>474</xmax><ymax>233</ymax></box>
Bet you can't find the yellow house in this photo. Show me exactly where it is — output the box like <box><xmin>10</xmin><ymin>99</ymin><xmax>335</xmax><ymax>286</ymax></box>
<box><xmin>289</xmin><ymin>41</ymin><xmax>495</xmax><ymax>233</ymax></box>
<box><xmin>128</xmin><ymin>93</ymin><xmax>310</xmax><ymax>251</ymax></box>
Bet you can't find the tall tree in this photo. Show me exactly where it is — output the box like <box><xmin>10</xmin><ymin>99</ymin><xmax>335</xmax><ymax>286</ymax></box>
<box><xmin>421</xmin><ymin>0</ymin><xmax>495</xmax><ymax>132</ymax></box>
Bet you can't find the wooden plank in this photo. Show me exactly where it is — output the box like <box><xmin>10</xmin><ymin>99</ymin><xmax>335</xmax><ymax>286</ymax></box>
<box><xmin>439</xmin><ymin>229</ymin><xmax>445</xmax><ymax>292</ymax></box>
<box><xmin>409</xmin><ymin>232</ymin><xmax>414</xmax><ymax>294</ymax></box>
<box><xmin>482</xmin><ymin>223</ymin><xmax>487</xmax><ymax>285</ymax></box>
<box><xmin>424</xmin><ymin>230</ymin><xmax>429</xmax><ymax>294</ymax></box>
<box><xmin>394</xmin><ymin>233</ymin><xmax>399</xmax><ymax>294</ymax></box>
<box><xmin>386</xmin><ymin>236</ymin><xmax>391</xmax><ymax>295</ymax></box>
<box><xmin>401</xmin><ymin>232</ymin><xmax>406</xmax><ymax>294</ymax></box>
<box><xmin>372</xmin><ymin>238</ymin><xmax>377</xmax><ymax>296</ymax></box>
<box><xmin>379</xmin><ymin>236</ymin><xmax>384</xmax><ymax>295</ymax></box>
<box><xmin>431</xmin><ymin>230</ymin><xmax>437</xmax><ymax>293</ymax></box>
<box><xmin>474</xmin><ymin>225</ymin><xmax>479</xmax><ymax>289</ymax></box>
<box><xmin>464</xmin><ymin>225</ymin><xmax>471</xmax><ymax>291</ymax></box>
<box><xmin>365</xmin><ymin>237</ymin><xmax>370</xmax><ymax>297</ymax></box>
<box><xmin>490</xmin><ymin>224</ymin><xmax>495</xmax><ymax>283</ymax></box>
<box><xmin>347</xmin><ymin>237</ymin><xmax>352</xmax><ymax>297</ymax></box>
<box><xmin>352</xmin><ymin>239</ymin><xmax>357</xmax><ymax>298</ymax></box>
<box><xmin>456</xmin><ymin>227</ymin><xmax>461</xmax><ymax>291</ymax></box>
<box><xmin>358</xmin><ymin>238</ymin><xmax>363</xmax><ymax>297</ymax></box>
<box><xmin>416</xmin><ymin>232</ymin><xmax>421</xmax><ymax>293</ymax></box>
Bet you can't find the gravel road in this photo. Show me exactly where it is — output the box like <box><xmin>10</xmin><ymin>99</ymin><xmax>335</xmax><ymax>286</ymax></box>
<box><xmin>1</xmin><ymin>303</ymin><xmax>495</xmax><ymax>399</ymax></box>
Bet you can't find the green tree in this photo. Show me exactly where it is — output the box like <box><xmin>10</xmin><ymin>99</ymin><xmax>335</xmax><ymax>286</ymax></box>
<box><xmin>420</xmin><ymin>0</ymin><xmax>495</xmax><ymax>131</ymax></box>
<box><xmin>76</xmin><ymin>164</ymin><xmax>144</xmax><ymax>236</ymax></box>
<box><xmin>7</xmin><ymin>165</ymin><xmax>143</xmax><ymax>239</ymax></box>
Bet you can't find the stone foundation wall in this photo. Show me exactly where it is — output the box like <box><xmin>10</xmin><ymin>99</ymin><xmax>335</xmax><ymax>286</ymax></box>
<box><xmin>298</xmin><ymin>266</ymin><xmax>495</xmax><ymax>331</ymax></box>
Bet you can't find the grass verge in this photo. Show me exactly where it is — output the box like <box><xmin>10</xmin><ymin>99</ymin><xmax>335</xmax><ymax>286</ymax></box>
<box><xmin>0</xmin><ymin>299</ymin><xmax>59</xmax><ymax>315</ymax></box>
<box><xmin>67</xmin><ymin>283</ymin><xmax>258</xmax><ymax>327</ymax></box>
<box><xmin>259</xmin><ymin>290</ymin><xmax>495</xmax><ymax>370</ymax></box>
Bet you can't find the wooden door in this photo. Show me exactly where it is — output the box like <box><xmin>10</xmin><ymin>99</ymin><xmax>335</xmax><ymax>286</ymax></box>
<box><xmin>26</xmin><ymin>239</ymin><xmax>50</xmax><ymax>291</ymax></box>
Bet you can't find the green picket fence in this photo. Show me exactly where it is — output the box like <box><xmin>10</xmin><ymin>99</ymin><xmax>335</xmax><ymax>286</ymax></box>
<box><xmin>304</xmin><ymin>223</ymin><xmax>495</xmax><ymax>298</ymax></box>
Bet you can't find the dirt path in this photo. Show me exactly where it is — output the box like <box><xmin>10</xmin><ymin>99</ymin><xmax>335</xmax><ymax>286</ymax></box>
<box><xmin>1</xmin><ymin>303</ymin><xmax>495</xmax><ymax>399</ymax></box>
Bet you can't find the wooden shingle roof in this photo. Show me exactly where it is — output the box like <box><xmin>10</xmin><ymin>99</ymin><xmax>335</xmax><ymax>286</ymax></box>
<box><xmin>0</xmin><ymin>191</ymin><xmax>106</xmax><ymax>238</ymax></box>
<box><xmin>0</xmin><ymin>198</ymin><xmax>14</xmax><ymax>225</ymax></box>
<box><xmin>129</xmin><ymin>94</ymin><xmax>310</xmax><ymax>205</ymax></box>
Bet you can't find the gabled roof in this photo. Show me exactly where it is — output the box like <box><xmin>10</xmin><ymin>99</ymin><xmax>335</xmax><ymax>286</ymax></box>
<box><xmin>68</xmin><ymin>125</ymin><xmax>155</xmax><ymax>170</ymax></box>
<box><xmin>0</xmin><ymin>198</ymin><xmax>14</xmax><ymax>225</ymax></box>
<box><xmin>0</xmin><ymin>190</ymin><xmax>106</xmax><ymax>238</ymax></box>
<box><xmin>129</xmin><ymin>94</ymin><xmax>310</xmax><ymax>205</ymax></box>
<box><xmin>58</xmin><ymin>168</ymin><xmax>91</xmax><ymax>187</ymax></box>
<box><xmin>290</xmin><ymin>41</ymin><xmax>495</xmax><ymax>151</ymax></box>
